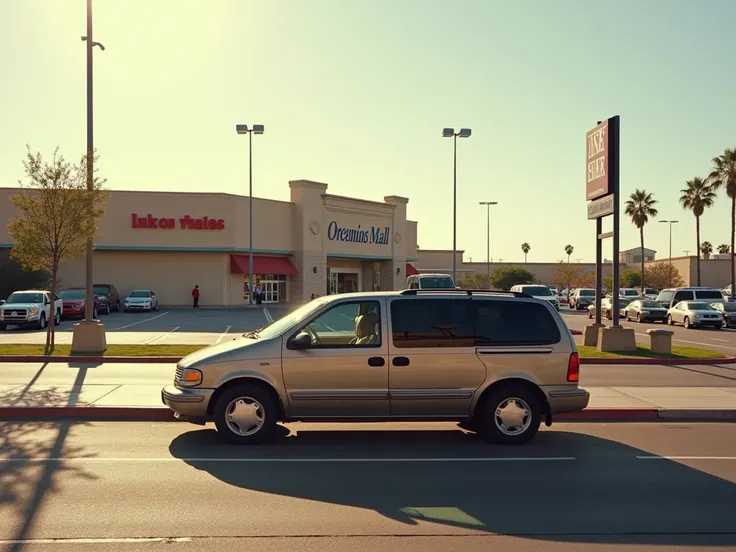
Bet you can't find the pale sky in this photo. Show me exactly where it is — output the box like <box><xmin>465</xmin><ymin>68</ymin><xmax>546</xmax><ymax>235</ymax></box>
<box><xmin>1</xmin><ymin>0</ymin><xmax>734</xmax><ymax>264</ymax></box>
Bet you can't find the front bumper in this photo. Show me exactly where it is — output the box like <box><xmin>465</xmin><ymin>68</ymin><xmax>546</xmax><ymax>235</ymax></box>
<box><xmin>63</xmin><ymin>307</ymin><xmax>85</xmax><ymax>318</ymax></box>
<box><xmin>161</xmin><ymin>385</ymin><xmax>214</xmax><ymax>418</ymax></box>
<box><xmin>125</xmin><ymin>303</ymin><xmax>151</xmax><ymax>311</ymax></box>
<box><xmin>546</xmin><ymin>386</ymin><xmax>590</xmax><ymax>415</ymax></box>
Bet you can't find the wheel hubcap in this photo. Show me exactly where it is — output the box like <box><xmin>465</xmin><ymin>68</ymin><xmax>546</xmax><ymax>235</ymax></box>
<box><xmin>225</xmin><ymin>397</ymin><xmax>265</xmax><ymax>436</ymax></box>
<box><xmin>495</xmin><ymin>397</ymin><xmax>531</xmax><ymax>436</ymax></box>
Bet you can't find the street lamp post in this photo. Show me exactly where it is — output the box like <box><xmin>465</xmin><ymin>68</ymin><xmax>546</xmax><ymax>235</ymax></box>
<box><xmin>235</xmin><ymin>124</ymin><xmax>265</xmax><ymax>305</ymax></box>
<box><xmin>442</xmin><ymin>128</ymin><xmax>471</xmax><ymax>284</ymax></box>
<box><xmin>479</xmin><ymin>201</ymin><xmax>497</xmax><ymax>288</ymax></box>
<box><xmin>659</xmin><ymin>219</ymin><xmax>678</xmax><ymax>288</ymax></box>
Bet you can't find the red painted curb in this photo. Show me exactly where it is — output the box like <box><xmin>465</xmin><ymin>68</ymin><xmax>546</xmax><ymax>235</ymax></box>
<box><xmin>580</xmin><ymin>356</ymin><xmax>736</xmax><ymax>365</ymax></box>
<box><xmin>0</xmin><ymin>406</ymin><xmax>176</xmax><ymax>421</ymax></box>
<box><xmin>557</xmin><ymin>408</ymin><xmax>660</xmax><ymax>421</ymax></box>
<box><xmin>570</xmin><ymin>329</ymin><xmax>582</xmax><ymax>335</ymax></box>
<box><xmin>0</xmin><ymin>356</ymin><xmax>181</xmax><ymax>363</ymax></box>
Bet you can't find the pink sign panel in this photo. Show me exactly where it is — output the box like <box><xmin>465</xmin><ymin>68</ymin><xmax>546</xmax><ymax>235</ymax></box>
<box><xmin>586</xmin><ymin>119</ymin><xmax>609</xmax><ymax>201</ymax></box>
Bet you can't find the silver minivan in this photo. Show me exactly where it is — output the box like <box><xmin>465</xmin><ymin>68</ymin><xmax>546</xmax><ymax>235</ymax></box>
<box><xmin>162</xmin><ymin>290</ymin><xmax>589</xmax><ymax>446</ymax></box>
<box><xmin>406</xmin><ymin>273</ymin><xmax>456</xmax><ymax>289</ymax></box>
<box><xmin>656</xmin><ymin>287</ymin><xmax>725</xmax><ymax>309</ymax></box>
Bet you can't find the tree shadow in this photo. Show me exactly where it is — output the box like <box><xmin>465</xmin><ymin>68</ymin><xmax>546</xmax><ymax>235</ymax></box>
<box><xmin>0</xmin><ymin>368</ymin><xmax>96</xmax><ymax>551</ymax></box>
<box><xmin>169</xmin><ymin>427</ymin><xmax>736</xmax><ymax>546</ymax></box>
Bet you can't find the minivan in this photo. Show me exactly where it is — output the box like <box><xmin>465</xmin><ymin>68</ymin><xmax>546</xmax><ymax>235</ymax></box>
<box><xmin>162</xmin><ymin>289</ymin><xmax>589</xmax><ymax>446</ymax></box>
<box><xmin>406</xmin><ymin>273</ymin><xmax>456</xmax><ymax>290</ymax></box>
<box><xmin>509</xmin><ymin>284</ymin><xmax>560</xmax><ymax>310</ymax></box>
<box><xmin>656</xmin><ymin>287</ymin><xmax>725</xmax><ymax>309</ymax></box>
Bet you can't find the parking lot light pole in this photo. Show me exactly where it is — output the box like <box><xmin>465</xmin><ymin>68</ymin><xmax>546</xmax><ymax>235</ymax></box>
<box><xmin>442</xmin><ymin>128</ymin><xmax>471</xmax><ymax>284</ymax></box>
<box><xmin>479</xmin><ymin>201</ymin><xmax>498</xmax><ymax>288</ymax></box>
<box><xmin>659</xmin><ymin>219</ymin><xmax>678</xmax><ymax>288</ymax></box>
<box><xmin>235</xmin><ymin>124</ymin><xmax>265</xmax><ymax>305</ymax></box>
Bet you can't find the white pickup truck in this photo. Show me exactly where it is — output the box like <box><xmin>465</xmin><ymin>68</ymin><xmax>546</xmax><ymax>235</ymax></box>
<box><xmin>0</xmin><ymin>290</ymin><xmax>63</xmax><ymax>330</ymax></box>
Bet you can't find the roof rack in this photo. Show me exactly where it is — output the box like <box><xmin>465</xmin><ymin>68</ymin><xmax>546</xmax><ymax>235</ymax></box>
<box><xmin>399</xmin><ymin>289</ymin><xmax>533</xmax><ymax>299</ymax></box>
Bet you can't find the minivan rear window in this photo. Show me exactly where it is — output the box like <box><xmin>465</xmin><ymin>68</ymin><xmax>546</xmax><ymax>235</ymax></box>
<box><xmin>418</xmin><ymin>277</ymin><xmax>455</xmax><ymax>289</ymax></box>
<box><xmin>474</xmin><ymin>300</ymin><xmax>561</xmax><ymax>346</ymax></box>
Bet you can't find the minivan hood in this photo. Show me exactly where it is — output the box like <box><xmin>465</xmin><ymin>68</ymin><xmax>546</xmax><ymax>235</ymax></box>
<box><xmin>179</xmin><ymin>335</ymin><xmax>262</xmax><ymax>368</ymax></box>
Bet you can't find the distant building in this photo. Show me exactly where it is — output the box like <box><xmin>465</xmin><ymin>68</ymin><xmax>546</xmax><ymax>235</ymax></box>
<box><xmin>619</xmin><ymin>247</ymin><xmax>656</xmax><ymax>264</ymax></box>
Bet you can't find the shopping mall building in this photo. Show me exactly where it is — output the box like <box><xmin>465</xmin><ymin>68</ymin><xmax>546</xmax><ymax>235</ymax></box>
<box><xmin>0</xmin><ymin>180</ymin><xmax>420</xmax><ymax>306</ymax></box>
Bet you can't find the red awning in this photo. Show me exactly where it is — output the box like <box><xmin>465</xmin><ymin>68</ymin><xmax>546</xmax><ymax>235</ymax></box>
<box><xmin>406</xmin><ymin>263</ymin><xmax>420</xmax><ymax>276</ymax></box>
<box><xmin>230</xmin><ymin>255</ymin><xmax>299</xmax><ymax>275</ymax></box>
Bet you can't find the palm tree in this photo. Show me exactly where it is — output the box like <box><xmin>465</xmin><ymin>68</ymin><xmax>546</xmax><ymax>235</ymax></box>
<box><xmin>624</xmin><ymin>189</ymin><xmax>658</xmax><ymax>289</ymax></box>
<box><xmin>679</xmin><ymin>177</ymin><xmax>716</xmax><ymax>285</ymax></box>
<box><xmin>701</xmin><ymin>241</ymin><xmax>713</xmax><ymax>260</ymax></box>
<box><xmin>564</xmin><ymin>244</ymin><xmax>573</xmax><ymax>263</ymax></box>
<box><xmin>708</xmin><ymin>148</ymin><xmax>736</xmax><ymax>299</ymax></box>
<box><xmin>718</xmin><ymin>244</ymin><xmax>731</xmax><ymax>254</ymax></box>
<box><xmin>521</xmin><ymin>242</ymin><xmax>531</xmax><ymax>262</ymax></box>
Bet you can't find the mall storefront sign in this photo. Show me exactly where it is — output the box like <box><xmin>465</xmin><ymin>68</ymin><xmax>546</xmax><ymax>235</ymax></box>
<box><xmin>131</xmin><ymin>213</ymin><xmax>225</xmax><ymax>230</ymax></box>
<box><xmin>326</xmin><ymin>221</ymin><xmax>391</xmax><ymax>245</ymax></box>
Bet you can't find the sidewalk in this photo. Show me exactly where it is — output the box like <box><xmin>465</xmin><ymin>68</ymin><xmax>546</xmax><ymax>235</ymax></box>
<box><xmin>1</xmin><ymin>382</ymin><xmax>736</xmax><ymax>422</ymax></box>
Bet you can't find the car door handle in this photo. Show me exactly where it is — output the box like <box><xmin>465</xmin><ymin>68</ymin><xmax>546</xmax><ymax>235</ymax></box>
<box><xmin>392</xmin><ymin>356</ymin><xmax>410</xmax><ymax>367</ymax></box>
<box><xmin>368</xmin><ymin>357</ymin><xmax>385</xmax><ymax>367</ymax></box>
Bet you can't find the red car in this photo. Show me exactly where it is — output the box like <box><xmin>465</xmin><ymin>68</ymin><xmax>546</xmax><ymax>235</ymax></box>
<box><xmin>59</xmin><ymin>288</ymin><xmax>100</xmax><ymax>319</ymax></box>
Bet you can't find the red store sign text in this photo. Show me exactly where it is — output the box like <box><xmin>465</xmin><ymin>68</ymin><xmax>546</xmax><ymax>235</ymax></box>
<box><xmin>131</xmin><ymin>214</ymin><xmax>225</xmax><ymax>230</ymax></box>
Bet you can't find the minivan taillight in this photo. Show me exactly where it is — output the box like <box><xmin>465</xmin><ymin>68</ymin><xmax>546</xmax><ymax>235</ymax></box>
<box><xmin>567</xmin><ymin>352</ymin><xmax>580</xmax><ymax>382</ymax></box>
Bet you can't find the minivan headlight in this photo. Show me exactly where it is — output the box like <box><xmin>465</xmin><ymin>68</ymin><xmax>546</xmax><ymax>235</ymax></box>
<box><xmin>178</xmin><ymin>368</ymin><xmax>202</xmax><ymax>387</ymax></box>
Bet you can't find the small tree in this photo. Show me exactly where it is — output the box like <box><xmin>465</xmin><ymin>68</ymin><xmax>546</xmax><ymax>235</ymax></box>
<box><xmin>552</xmin><ymin>261</ymin><xmax>582</xmax><ymax>294</ymax></box>
<box><xmin>521</xmin><ymin>242</ymin><xmax>531</xmax><ymax>263</ymax></box>
<box><xmin>490</xmin><ymin>266</ymin><xmax>535</xmax><ymax>290</ymax></box>
<box><xmin>8</xmin><ymin>147</ymin><xmax>107</xmax><ymax>353</ymax></box>
<box><xmin>458</xmin><ymin>273</ymin><xmax>491</xmax><ymax>289</ymax></box>
<box><xmin>718</xmin><ymin>244</ymin><xmax>731</xmax><ymax>254</ymax></box>
<box><xmin>620</xmin><ymin>269</ymin><xmax>642</xmax><ymax>289</ymax></box>
<box><xmin>700</xmin><ymin>241</ymin><xmax>713</xmax><ymax>259</ymax></box>
<box><xmin>645</xmin><ymin>263</ymin><xmax>685</xmax><ymax>290</ymax></box>
<box><xmin>564</xmin><ymin>244</ymin><xmax>574</xmax><ymax>263</ymax></box>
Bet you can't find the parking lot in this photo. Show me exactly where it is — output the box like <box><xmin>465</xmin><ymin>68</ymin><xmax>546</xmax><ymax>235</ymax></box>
<box><xmin>0</xmin><ymin>305</ymin><xmax>293</xmax><ymax>345</ymax></box>
<box><xmin>560</xmin><ymin>308</ymin><xmax>736</xmax><ymax>354</ymax></box>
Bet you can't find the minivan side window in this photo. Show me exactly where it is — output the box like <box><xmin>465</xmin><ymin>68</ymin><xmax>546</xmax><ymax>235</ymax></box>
<box><xmin>299</xmin><ymin>301</ymin><xmax>381</xmax><ymax>348</ymax></box>
<box><xmin>673</xmin><ymin>290</ymin><xmax>694</xmax><ymax>303</ymax></box>
<box><xmin>695</xmin><ymin>290</ymin><xmax>724</xmax><ymax>300</ymax></box>
<box><xmin>391</xmin><ymin>299</ymin><xmax>473</xmax><ymax>348</ymax></box>
<box><xmin>474</xmin><ymin>300</ymin><xmax>561</xmax><ymax>346</ymax></box>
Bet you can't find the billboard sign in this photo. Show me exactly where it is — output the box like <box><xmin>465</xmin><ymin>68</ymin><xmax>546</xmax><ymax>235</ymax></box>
<box><xmin>587</xmin><ymin>194</ymin><xmax>614</xmax><ymax>219</ymax></box>
<box><xmin>586</xmin><ymin>119</ymin><xmax>609</xmax><ymax>201</ymax></box>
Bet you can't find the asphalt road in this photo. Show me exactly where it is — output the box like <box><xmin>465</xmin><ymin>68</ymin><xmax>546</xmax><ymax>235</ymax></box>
<box><xmin>561</xmin><ymin>309</ymin><xmax>736</xmax><ymax>354</ymax></box>
<box><xmin>1</xmin><ymin>422</ymin><xmax>736</xmax><ymax>551</ymax></box>
<box><xmin>3</xmin><ymin>360</ymin><xmax>736</xmax><ymax>390</ymax></box>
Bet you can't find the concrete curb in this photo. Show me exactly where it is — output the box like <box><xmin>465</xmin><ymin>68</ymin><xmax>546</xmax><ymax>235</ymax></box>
<box><xmin>1</xmin><ymin>406</ymin><xmax>735</xmax><ymax>423</ymax></box>
<box><xmin>2</xmin><ymin>354</ymin><xmax>735</xmax><ymax>366</ymax></box>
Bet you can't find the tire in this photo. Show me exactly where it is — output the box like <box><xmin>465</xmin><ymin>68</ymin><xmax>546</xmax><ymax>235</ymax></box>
<box><xmin>38</xmin><ymin>313</ymin><xmax>47</xmax><ymax>330</ymax></box>
<box><xmin>93</xmin><ymin>307</ymin><xmax>98</xmax><ymax>319</ymax></box>
<box><xmin>105</xmin><ymin>304</ymin><xmax>110</xmax><ymax>315</ymax></box>
<box><xmin>54</xmin><ymin>310</ymin><xmax>61</xmax><ymax>326</ymax></box>
<box><xmin>477</xmin><ymin>384</ymin><xmax>541</xmax><ymax>445</ymax></box>
<box><xmin>667</xmin><ymin>315</ymin><xmax>674</xmax><ymax>326</ymax></box>
<box><xmin>588</xmin><ymin>310</ymin><xmax>592</xmax><ymax>319</ymax></box>
<box><xmin>684</xmin><ymin>317</ymin><xmax>691</xmax><ymax>329</ymax></box>
<box><xmin>154</xmin><ymin>303</ymin><xmax>159</xmax><ymax>312</ymax></box>
<box><xmin>213</xmin><ymin>384</ymin><xmax>279</xmax><ymax>445</ymax></box>
<box><xmin>636</xmin><ymin>313</ymin><xmax>642</xmax><ymax>323</ymax></box>
<box><xmin>116</xmin><ymin>300</ymin><xmax>120</xmax><ymax>312</ymax></box>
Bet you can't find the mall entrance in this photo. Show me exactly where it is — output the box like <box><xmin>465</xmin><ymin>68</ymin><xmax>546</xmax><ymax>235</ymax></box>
<box><xmin>326</xmin><ymin>261</ymin><xmax>382</xmax><ymax>295</ymax></box>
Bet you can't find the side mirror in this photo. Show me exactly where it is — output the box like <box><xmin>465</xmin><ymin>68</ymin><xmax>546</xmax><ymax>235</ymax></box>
<box><xmin>288</xmin><ymin>332</ymin><xmax>312</xmax><ymax>350</ymax></box>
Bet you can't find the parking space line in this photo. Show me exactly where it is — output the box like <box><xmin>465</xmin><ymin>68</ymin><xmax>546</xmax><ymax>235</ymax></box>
<box><xmin>144</xmin><ymin>326</ymin><xmax>180</xmax><ymax>345</ymax></box>
<box><xmin>216</xmin><ymin>325</ymin><xmax>232</xmax><ymax>344</ymax></box>
<box><xmin>111</xmin><ymin>311</ymin><xmax>170</xmax><ymax>331</ymax></box>
<box><xmin>0</xmin><ymin>456</ymin><xmax>578</xmax><ymax>463</ymax></box>
<box><xmin>263</xmin><ymin>308</ymin><xmax>273</xmax><ymax>323</ymax></box>
<box><xmin>712</xmin><ymin>338</ymin><xmax>730</xmax><ymax>343</ymax></box>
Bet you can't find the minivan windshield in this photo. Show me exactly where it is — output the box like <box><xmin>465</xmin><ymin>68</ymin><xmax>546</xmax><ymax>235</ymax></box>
<box><xmin>257</xmin><ymin>299</ymin><xmax>327</xmax><ymax>340</ymax></box>
<box><xmin>522</xmin><ymin>286</ymin><xmax>553</xmax><ymax>296</ymax></box>
<box><xmin>419</xmin><ymin>277</ymin><xmax>455</xmax><ymax>289</ymax></box>
<box><xmin>579</xmin><ymin>290</ymin><xmax>595</xmax><ymax>296</ymax></box>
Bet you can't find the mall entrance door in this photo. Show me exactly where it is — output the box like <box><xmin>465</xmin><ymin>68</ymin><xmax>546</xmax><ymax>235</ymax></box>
<box><xmin>328</xmin><ymin>270</ymin><xmax>359</xmax><ymax>295</ymax></box>
<box><xmin>260</xmin><ymin>280</ymin><xmax>283</xmax><ymax>303</ymax></box>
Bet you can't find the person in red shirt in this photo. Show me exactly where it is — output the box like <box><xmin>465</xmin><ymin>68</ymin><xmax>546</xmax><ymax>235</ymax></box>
<box><xmin>192</xmin><ymin>285</ymin><xmax>200</xmax><ymax>309</ymax></box>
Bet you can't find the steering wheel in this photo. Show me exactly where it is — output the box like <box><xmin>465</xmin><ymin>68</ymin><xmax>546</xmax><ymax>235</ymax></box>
<box><xmin>306</xmin><ymin>325</ymin><xmax>322</xmax><ymax>345</ymax></box>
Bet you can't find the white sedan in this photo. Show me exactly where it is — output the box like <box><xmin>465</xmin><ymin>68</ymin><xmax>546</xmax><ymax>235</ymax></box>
<box><xmin>124</xmin><ymin>290</ymin><xmax>159</xmax><ymax>312</ymax></box>
<box><xmin>666</xmin><ymin>301</ymin><xmax>723</xmax><ymax>329</ymax></box>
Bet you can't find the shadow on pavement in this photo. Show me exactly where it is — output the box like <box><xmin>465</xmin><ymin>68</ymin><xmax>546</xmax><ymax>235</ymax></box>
<box><xmin>169</xmin><ymin>427</ymin><xmax>736</xmax><ymax>546</ymax></box>
<box><xmin>0</xmin><ymin>365</ymin><xmax>96</xmax><ymax>552</ymax></box>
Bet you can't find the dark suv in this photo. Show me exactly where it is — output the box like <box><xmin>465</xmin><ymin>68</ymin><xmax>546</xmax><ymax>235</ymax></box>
<box><xmin>93</xmin><ymin>284</ymin><xmax>121</xmax><ymax>314</ymax></box>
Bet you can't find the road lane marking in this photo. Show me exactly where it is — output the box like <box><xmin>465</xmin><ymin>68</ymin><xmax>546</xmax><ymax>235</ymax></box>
<box><xmin>0</xmin><ymin>538</ymin><xmax>192</xmax><ymax>545</ymax></box>
<box><xmin>216</xmin><ymin>325</ymin><xmax>232</xmax><ymax>344</ymax></box>
<box><xmin>110</xmin><ymin>311</ymin><xmax>170</xmax><ymax>331</ymax></box>
<box><xmin>0</xmin><ymin>456</ymin><xmax>576</xmax><ymax>463</ymax></box>
<box><xmin>711</xmin><ymin>338</ymin><xmax>730</xmax><ymax>342</ymax></box>
<box><xmin>263</xmin><ymin>308</ymin><xmax>273</xmax><ymax>323</ymax></box>
<box><xmin>637</xmin><ymin>456</ymin><xmax>736</xmax><ymax>460</ymax></box>
<box><xmin>144</xmin><ymin>326</ymin><xmax>180</xmax><ymax>345</ymax></box>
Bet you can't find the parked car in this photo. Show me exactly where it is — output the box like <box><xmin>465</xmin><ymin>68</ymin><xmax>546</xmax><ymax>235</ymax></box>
<box><xmin>587</xmin><ymin>297</ymin><xmax>631</xmax><ymax>320</ymax></box>
<box><xmin>510</xmin><ymin>284</ymin><xmax>560</xmax><ymax>310</ymax></box>
<box><xmin>162</xmin><ymin>289</ymin><xmax>589</xmax><ymax>445</ymax></box>
<box><xmin>406</xmin><ymin>273</ymin><xmax>456</xmax><ymax>290</ymax></box>
<box><xmin>667</xmin><ymin>301</ymin><xmax>723</xmax><ymax>329</ymax></box>
<box><xmin>124</xmin><ymin>290</ymin><xmax>159</xmax><ymax>312</ymax></box>
<box><xmin>656</xmin><ymin>287</ymin><xmax>725</xmax><ymax>309</ymax></box>
<box><xmin>619</xmin><ymin>288</ymin><xmax>642</xmax><ymax>300</ymax></box>
<box><xmin>710</xmin><ymin>301</ymin><xmax>736</xmax><ymax>328</ymax></box>
<box><xmin>59</xmin><ymin>288</ymin><xmax>99</xmax><ymax>319</ymax></box>
<box><xmin>624</xmin><ymin>299</ymin><xmax>668</xmax><ymax>323</ymax></box>
<box><xmin>0</xmin><ymin>290</ymin><xmax>62</xmax><ymax>330</ymax></box>
<box><xmin>570</xmin><ymin>288</ymin><xmax>596</xmax><ymax>310</ymax></box>
<box><xmin>635</xmin><ymin>287</ymin><xmax>660</xmax><ymax>300</ymax></box>
<box><xmin>94</xmin><ymin>284</ymin><xmax>121</xmax><ymax>313</ymax></box>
